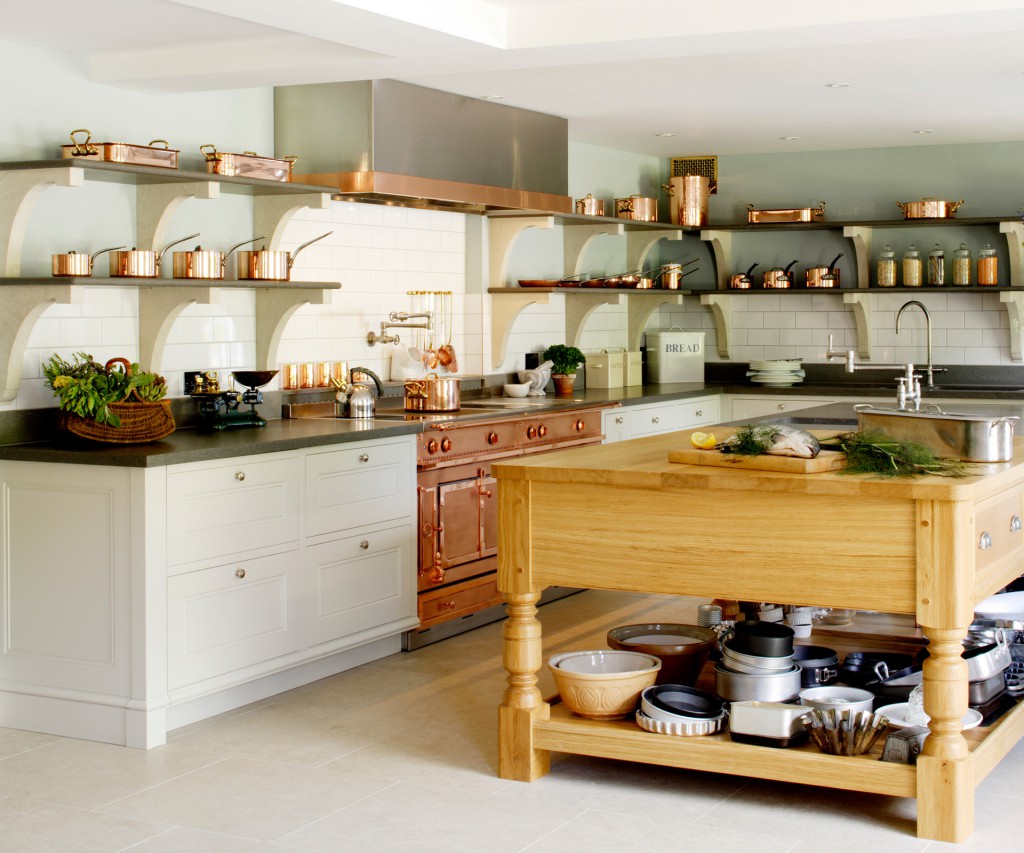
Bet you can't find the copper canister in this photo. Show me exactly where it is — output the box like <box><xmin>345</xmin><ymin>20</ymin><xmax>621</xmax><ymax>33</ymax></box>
<box><xmin>574</xmin><ymin>194</ymin><xmax>605</xmax><ymax>216</ymax></box>
<box><xmin>615</xmin><ymin>195</ymin><xmax>658</xmax><ymax>222</ymax></box>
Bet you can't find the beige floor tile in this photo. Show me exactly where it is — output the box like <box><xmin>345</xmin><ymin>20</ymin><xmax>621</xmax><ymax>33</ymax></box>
<box><xmin>0</xmin><ymin>739</ymin><xmax>224</xmax><ymax>810</ymax></box>
<box><xmin>122</xmin><ymin>826</ymin><xmax>300</xmax><ymax>851</ymax></box>
<box><xmin>522</xmin><ymin>806</ymin><xmax>796</xmax><ymax>852</ymax></box>
<box><xmin>277</xmin><ymin>779</ymin><xmax>580</xmax><ymax>852</ymax></box>
<box><xmin>974</xmin><ymin>732</ymin><xmax>1024</xmax><ymax>798</ymax></box>
<box><xmin>0</xmin><ymin>795</ymin><xmax>169</xmax><ymax>852</ymax></box>
<box><xmin>167</xmin><ymin>699</ymin><xmax>276</xmax><ymax>743</ymax></box>
<box><xmin>0</xmin><ymin>727</ymin><xmax>58</xmax><ymax>760</ymax></box>
<box><xmin>100</xmin><ymin>757</ymin><xmax>394</xmax><ymax>841</ymax></box>
<box><xmin>925</xmin><ymin>791</ymin><xmax>1024</xmax><ymax>851</ymax></box>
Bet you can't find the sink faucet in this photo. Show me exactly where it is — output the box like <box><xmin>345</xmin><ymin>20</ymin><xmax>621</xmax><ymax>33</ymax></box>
<box><xmin>895</xmin><ymin>300</ymin><xmax>941</xmax><ymax>388</ymax></box>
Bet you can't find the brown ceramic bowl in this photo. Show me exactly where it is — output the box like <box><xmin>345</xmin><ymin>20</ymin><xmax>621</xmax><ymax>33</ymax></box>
<box><xmin>607</xmin><ymin>623</ymin><xmax>716</xmax><ymax>686</ymax></box>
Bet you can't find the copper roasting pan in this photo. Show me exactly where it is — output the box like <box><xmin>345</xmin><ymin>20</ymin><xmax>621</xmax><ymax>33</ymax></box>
<box><xmin>61</xmin><ymin>129</ymin><xmax>179</xmax><ymax>169</ymax></box>
<box><xmin>201</xmin><ymin>144</ymin><xmax>295</xmax><ymax>182</ymax></box>
<box><xmin>747</xmin><ymin>201</ymin><xmax>826</xmax><ymax>224</ymax></box>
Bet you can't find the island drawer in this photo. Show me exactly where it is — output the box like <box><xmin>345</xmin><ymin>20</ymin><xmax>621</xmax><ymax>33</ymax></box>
<box><xmin>974</xmin><ymin>488</ymin><xmax>1024</xmax><ymax>579</ymax></box>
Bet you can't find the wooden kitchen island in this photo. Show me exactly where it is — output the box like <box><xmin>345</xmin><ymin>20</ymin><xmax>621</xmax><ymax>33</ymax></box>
<box><xmin>493</xmin><ymin>428</ymin><xmax>1024</xmax><ymax>843</ymax></box>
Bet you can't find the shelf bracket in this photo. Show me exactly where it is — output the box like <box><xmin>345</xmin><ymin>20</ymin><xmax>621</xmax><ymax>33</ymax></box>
<box><xmin>137</xmin><ymin>182</ymin><xmax>219</xmax><ymax>251</ymax></box>
<box><xmin>137</xmin><ymin>284</ymin><xmax>218</xmax><ymax>372</ymax></box>
<box><xmin>254</xmin><ymin>193</ymin><xmax>332</xmax><ymax>250</ymax></box>
<box><xmin>1000</xmin><ymin>291</ymin><xmax>1024</xmax><ymax>362</ymax></box>
<box><xmin>626</xmin><ymin>226</ymin><xmax>683</xmax><ymax>273</ymax></box>
<box><xmin>700</xmin><ymin>229</ymin><xmax>732</xmax><ymax>290</ymax></box>
<box><xmin>487</xmin><ymin>216</ymin><xmax>553</xmax><ymax>287</ymax></box>
<box><xmin>843</xmin><ymin>291</ymin><xmax>873</xmax><ymax>360</ymax></box>
<box><xmin>0</xmin><ymin>283</ymin><xmax>73</xmax><ymax>401</ymax></box>
<box><xmin>0</xmin><ymin>166</ymin><xmax>84</xmax><ymax>275</ymax></box>
<box><xmin>627</xmin><ymin>294</ymin><xmax>686</xmax><ymax>352</ymax></box>
<box><xmin>253</xmin><ymin>287</ymin><xmax>334</xmax><ymax>370</ymax></box>
<box><xmin>999</xmin><ymin>220</ymin><xmax>1024</xmax><ymax>289</ymax></box>
<box><xmin>565</xmin><ymin>292</ymin><xmax>625</xmax><ymax>349</ymax></box>
<box><xmin>562</xmin><ymin>221</ymin><xmax>622</xmax><ymax>277</ymax></box>
<box><xmin>843</xmin><ymin>226</ymin><xmax>874</xmax><ymax>289</ymax></box>
<box><xmin>490</xmin><ymin>291</ymin><xmax>551</xmax><ymax>369</ymax></box>
<box><xmin>700</xmin><ymin>292</ymin><xmax>732</xmax><ymax>358</ymax></box>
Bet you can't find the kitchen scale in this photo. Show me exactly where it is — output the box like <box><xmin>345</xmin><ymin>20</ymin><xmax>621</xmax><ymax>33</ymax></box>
<box><xmin>187</xmin><ymin>370</ymin><xmax>278</xmax><ymax>430</ymax></box>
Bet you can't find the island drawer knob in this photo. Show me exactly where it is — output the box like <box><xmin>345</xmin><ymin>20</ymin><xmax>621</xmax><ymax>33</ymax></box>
<box><xmin>979</xmin><ymin>531</ymin><xmax>993</xmax><ymax>550</ymax></box>
<box><xmin>360</xmin><ymin>540</ymin><xmax>370</xmax><ymax>550</ymax></box>
<box><xmin>235</xmin><ymin>471</ymin><xmax>245</xmax><ymax>481</ymax></box>
<box><xmin>235</xmin><ymin>568</ymin><xmax>246</xmax><ymax>579</ymax></box>
<box><xmin>359</xmin><ymin>453</ymin><xmax>369</xmax><ymax>462</ymax></box>
<box><xmin>1011</xmin><ymin>515</ymin><xmax>1022</xmax><ymax>533</ymax></box>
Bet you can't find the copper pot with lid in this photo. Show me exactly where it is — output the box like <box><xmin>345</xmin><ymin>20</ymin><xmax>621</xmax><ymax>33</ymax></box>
<box><xmin>763</xmin><ymin>260</ymin><xmax>798</xmax><ymax>289</ymax></box>
<box><xmin>236</xmin><ymin>231</ymin><xmax>333</xmax><ymax>281</ymax></box>
<box><xmin>404</xmin><ymin>374</ymin><xmax>461</xmax><ymax>412</ymax></box>
<box><xmin>109</xmin><ymin>233</ymin><xmax>200</xmax><ymax>278</ymax></box>
<box><xmin>896</xmin><ymin>198</ymin><xmax>965</xmax><ymax>219</ymax></box>
<box><xmin>729</xmin><ymin>263</ymin><xmax>758</xmax><ymax>289</ymax></box>
<box><xmin>171</xmin><ymin>236</ymin><xmax>264</xmax><ymax>280</ymax></box>
<box><xmin>52</xmin><ymin>245</ymin><xmax>124</xmax><ymax>277</ymax></box>
<box><xmin>806</xmin><ymin>253</ymin><xmax>843</xmax><ymax>288</ymax></box>
<box><xmin>615</xmin><ymin>195</ymin><xmax>658</xmax><ymax>222</ymax></box>
<box><xmin>574</xmin><ymin>194</ymin><xmax>605</xmax><ymax>216</ymax></box>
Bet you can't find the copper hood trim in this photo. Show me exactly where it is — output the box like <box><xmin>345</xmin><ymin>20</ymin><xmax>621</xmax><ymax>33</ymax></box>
<box><xmin>291</xmin><ymin>170</ymin><xmax>572</xmax><ymax>214</ymax></box>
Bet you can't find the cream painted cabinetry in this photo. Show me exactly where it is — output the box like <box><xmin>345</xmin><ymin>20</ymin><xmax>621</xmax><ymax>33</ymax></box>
<box><xmin>0</xmin><ymin>434</ymin><xmax>417</xmax><ymax>749</ymax></box>
<box><xmin>603</xmin><ymin>395</ymin><xmax>720</xmax><ymax>443</ymax></box>
<box><xmin>728</xmin><ymin>395</ymin><xmax>838</xmax><ymax>421</ymax></box>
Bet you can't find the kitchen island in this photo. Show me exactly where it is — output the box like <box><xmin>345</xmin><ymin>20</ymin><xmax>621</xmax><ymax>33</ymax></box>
<box><xmin>493</xmin><ymin>423</ymin><xmax>1024</xmax><ymax>843</ymax></box>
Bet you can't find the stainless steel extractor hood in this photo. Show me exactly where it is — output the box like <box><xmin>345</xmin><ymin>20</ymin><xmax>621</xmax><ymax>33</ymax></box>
<box><xmin>274</xmin><ymin>80</ymin><xmax>571</xmax><ymax>213</ymax></box>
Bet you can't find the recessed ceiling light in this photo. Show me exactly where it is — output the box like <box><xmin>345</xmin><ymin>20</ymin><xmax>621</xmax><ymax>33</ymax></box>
<box><xmin>655</xmin><ymin>132</ymin><xmax>675</xmax><ymax>138</ymax></box>
<box><xmin>825</xmin><ymin>83</ymin><xmax>850</xmax><ymax>88</ymax></box>
<box><xmin>480</xmin><ymin>94</ymin><xmax>504</xmax><ymax>100</ymax></box>
<box><xmin>913</xmin><ymin>129</ymin><xmax>934</xmax><ymax>134</ymax></box>
<box><xmin>780</xmin><ymin>136</ymin><xmax>799</xmax><ymax>141</ymax></box>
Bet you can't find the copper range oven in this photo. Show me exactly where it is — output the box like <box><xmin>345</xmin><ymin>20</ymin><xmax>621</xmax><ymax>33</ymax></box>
<box><xmin>402</xmin><ymin>405</ymin><xmax>606</xmax><ymax>649</ymax></box>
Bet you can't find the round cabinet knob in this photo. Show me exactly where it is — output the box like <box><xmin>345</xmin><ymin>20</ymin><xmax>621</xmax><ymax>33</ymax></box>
<box><xmin>538</xmin><ymin>425</ymin><xmax>548</xmax><ymax>437</ymax></box>
<box><xmin>235</xmin><ymin>471</ymin><xmax>246</xmax><ymax>481</ymax></box>
<box><xmin>575</xmin><ymin>419</ymin><xmax>585</xmax><ymax>431</ymax></box>
<box><xmin>777</xmin><ymin>403</ymin><xmax>786</xmax><ymax>411</ymax></box>
<box><xmin>441</xmin><ymin>437</ymin><xmax>452</xmax><ymax>452</ymax></box>
<box><xmin>1011</xmin><ymin>515</ymin><xmax>1022</xmax><ymax>533</ymax></box>
<box><xmin>359</xmin><ymin>540</ymin><xmax>369</xmax><ymax>550</ymax></box>
<box><xmin>979</xmin><ymin>531</ymin><xmax>993</xmax><ymax>550</ymax></box>
<box><xmin>440</xmin><ymin>600</ymin><xmax>456</xmax><ymax>611</ymax></box>
<box><xmin>359</xmin><ymin>453</ymin><xmax>369</xmax><ymax>463</ymax></box>
<box><xmin>614</xmin><ymin>416</ymin><xmax>624</xmax><ymax>425</ymax></box>
<box><xmin>696</xmin><ymin>410</ymin><xmax>703</xmax><ymax>418</ymax></box>
<box><xmin>527</xmin><ymin>426</ymin><xmax>537</xmax><ymax>439</ymax></box>
<box><xmin>427</xmin><ymin>439</ymin><xmax>439</xmax><ymax>454</ymax></box>
<box><xmin>651</xmin><ymin>416</ymin><xmax>660</xmax><ymax>425</ymax></box>
<box><xmin>235</xmin><ymin>568</ymin><xmax>246</xmax><ymax>579</ymax></box>
<box><xmin>488</xmin><ymin>432</ymin><xmax>499</xmax><ymax>445</ymax></box>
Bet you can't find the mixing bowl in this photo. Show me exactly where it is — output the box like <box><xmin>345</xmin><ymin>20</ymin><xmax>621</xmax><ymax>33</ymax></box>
<box><xmin>606</xmin><ymin>623</ymin><xmax>716</xmax><ymax>686</ymax></box>
<box><xmin>549</xmin><ymin>650</ymin><xmax>661</xmax><ymax>719</ymax></box>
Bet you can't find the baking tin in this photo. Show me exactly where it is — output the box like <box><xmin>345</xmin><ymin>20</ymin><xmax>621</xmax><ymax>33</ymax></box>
<box><xmin>729</xmin><ymin>620</ymin><xmax>795</xmax><ymax>658</ymax></box>
<box><xmin>635</xmin><ymin>709</ymin><xmax>725</xmax><ymax>736</ymax></box>
<box><xmin>747</xmin><ymin>201</ymin><xmax>825</xmax><ymax>224</ymax></box>
<box><xmin>793</xmin><ymin>645</ymin><xmax>839</xmax><ymax>687</ymax></box>
<box><xmin>714</xmin><ymin>663</ymin><xmax>802</xmax><ymax>703</ymax></box>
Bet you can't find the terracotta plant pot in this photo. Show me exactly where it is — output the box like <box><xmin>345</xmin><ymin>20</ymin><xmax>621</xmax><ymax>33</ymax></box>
<box><xmin>552</xmin><ymin>373</ymin><xmax>576</xmax><ymax>395</ymax></box>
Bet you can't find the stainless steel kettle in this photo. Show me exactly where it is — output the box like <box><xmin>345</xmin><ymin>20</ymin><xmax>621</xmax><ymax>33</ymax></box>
<box><xmin>333</xmin><ymin>366</ymin><xmax>383</xmax><ymax>418</ymax></box>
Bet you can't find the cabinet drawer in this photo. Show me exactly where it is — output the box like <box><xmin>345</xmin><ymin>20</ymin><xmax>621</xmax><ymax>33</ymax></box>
<box><xmin>730</xmin><ymin>397</ymin><xmax>835</xmax><ymax>421</ymax></box>
<box><xmin>303</xmin><ymin>525</ymin><xmax>415</xmax><ymax>646</ymax></box>
<box><xmin>305</xmin><ymin>440</ymin><xmax>414</xmax><ymax>538</ymax></box>
<box><xmin>167</xmin><ymin>550</ymin><xmax>301</xmax><ymax>689</ymax></box>
<box><xmin>626</xmin><ymin>404</ymin><xmax>683</xmax><ymax>437</ymax></box>
<box><xmin>418</xmin><ymin>574</ymin><xmax>503</xmax><ymax>628</ymax></box>
<box><xmin>678</xmin><ymin>397</ymin><xmax>719</xmax><ymax>428</ymax></box>
<box><xmin>167</xmin><ymin>457</ymin><xmax>299</xmax><ymax>567</ymax></box>
<box><xmin>975</xmin><ymin>489</ymin><xmax>1024</xmax><ymax>578</ymax></box>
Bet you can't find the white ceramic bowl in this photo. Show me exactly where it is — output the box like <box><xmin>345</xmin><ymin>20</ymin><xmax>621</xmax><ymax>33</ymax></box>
<box><xmin>549</xmin><ymin>650</ymin><xmax>661</xmax><ymax>719</ymax></box>
<box><xmin>975</xmin><ymin>590</ymin><xmax>1024</xmax><ymax>621</ymax></box>
<box><xmin>799</xmin><ymin>685</ymin><xmax>874</xmax><ymax>713</ymax></box>
<box><xmin>504</xmin><ymin>382</ymin><xmax>531</xmax><ymax>398</ymax></box>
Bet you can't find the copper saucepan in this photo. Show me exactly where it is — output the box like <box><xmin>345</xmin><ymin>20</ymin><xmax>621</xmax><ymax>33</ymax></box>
<box><xmin>729</xmin><ymin>263</ymin><xmax>758</xmax><ymax>290</ymax></box>
<box><xmin>172</xmin><ymin>236</ymin><xmax>265</xmax><ymax>280</ymax></box>
<box><xmin>236</xmin><ymin>231</ymin><xmax>333</xmax><ymax>281</ymax></box>
<box><xmin>896</xmin><ymin>198</ymin><xmax>964</xmax><ymax>219</ymax></box>
<box><xmin>109</xmin><ymin>233</ymin><xmax>200</xmax><ymax>278</ymax></box>
<box><xmin>615</xmin><ymin>195</ymin><xmax>658</xmax><ymax>222</ymax></box>
<box><xmin>52</xmin><ymin>245</ymin><xmax>124</xmax><ymax>277</ymax></box>
<box><xmin>404</xmin><ymin>374</ymin><xmax>461</xmax><ymax>412</ymax></box>
<box><xmin>575</xmin><ymin>194</ymin><xmax>605</xmax><ymax>216</ymax></box>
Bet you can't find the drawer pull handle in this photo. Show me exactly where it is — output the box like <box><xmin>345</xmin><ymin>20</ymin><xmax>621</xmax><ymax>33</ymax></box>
<box><xmin>777</xmin><ymin>403</ymin><xmax>786</xmax><ymax>411</ymax></box>
<box><xmin>440</xmin><ymin>600</ymin><xmax>456</xmax><ymax>611</ymax></box>
<box><xmin>359</xmin><ymin>453</ymin><xmax>369</xmax><ymax>463</ymax></box>
<box><xmin>979</xmin><ymin>531</ymin><xmax>993</xmax><ymax>550</ymax></box>
<box><xmin>235</xmin><ymin>568</ymin><xmax>246</xmax><ymax>579</ymax></box>
<box><xmin>695</xmin><ymin>410</ymin><xmax>702</xmax><ymax>417</ymax></box>
<box><xmin>615</xmin><ymin>416</ymin><xmax>623</xmax><ymax>424</ymax></box>
<box><xmin>1012</xmin><ymin>515</ymin><xmax>1022</xmax><ymax>533</ymax></box>
<box><xmin>652</xmin><ymin>416</ymin><xmax>659</xmax><ymax>424</ymax></box>
<box><xmin>235</xmin><ymin>471</ymin><xmax>246</xmax><ymax>481</ymax></box>
<box><xmin>360</xmin><ymin>540</ymin><xmax>370</xmax><ymax>550</ymax></box>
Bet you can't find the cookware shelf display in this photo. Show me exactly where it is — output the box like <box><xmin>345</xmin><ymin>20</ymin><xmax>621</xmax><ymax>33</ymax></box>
<box><xmin>0</xmin><ymin>159</ymin><xmax>341</xmax><ymax>403</ymax></box>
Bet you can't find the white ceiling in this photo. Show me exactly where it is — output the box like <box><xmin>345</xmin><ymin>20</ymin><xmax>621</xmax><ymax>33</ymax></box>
<box><xmin>6</xmin><ymin>0</ymin><xmax>1024</xmax><ymax>156</ymax></box>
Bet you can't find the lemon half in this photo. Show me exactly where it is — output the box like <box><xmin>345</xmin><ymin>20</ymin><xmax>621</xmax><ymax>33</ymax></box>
<box><xmin>690</xmin><ymin>431</ymin><xmax>716</xmax><ymax>450</ymax></box>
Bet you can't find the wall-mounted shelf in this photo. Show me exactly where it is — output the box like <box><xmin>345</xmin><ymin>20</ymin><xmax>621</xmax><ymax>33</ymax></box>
<box><xmin>0</xmin><ymin>161</ymin><xmax>338</xmax><ymax>400</ymax></box>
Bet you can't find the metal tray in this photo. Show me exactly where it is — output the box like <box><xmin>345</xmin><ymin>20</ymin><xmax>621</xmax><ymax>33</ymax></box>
<box><xmin>201</xmin><ymin>145</ymin><xmax>295</xmax><ymax>182</ymax></box>
<box><xmin>747</xmin><ymin>201</ymin><xmax>826</xmax><ymax>224</ymax></box>
<box><xmin>854</xmin><ymin>404</ymin><xmax>1019</xmax><ymax>462</ymax></box>
<box><xmin>61</xmin><ymin>130</ymin><xmax>178</xmax><ymax>169</ymax></box>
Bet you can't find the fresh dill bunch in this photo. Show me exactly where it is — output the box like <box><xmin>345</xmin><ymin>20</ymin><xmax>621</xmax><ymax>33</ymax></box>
<box><xmin>821</xmin><ymin>429</ymin><xmax>968</xmax><ymax>478</ymax></box>
<box><xmin>722</xmin><ymin>424</ymin><xmax>780</xmax><ymax>456</ymax></box>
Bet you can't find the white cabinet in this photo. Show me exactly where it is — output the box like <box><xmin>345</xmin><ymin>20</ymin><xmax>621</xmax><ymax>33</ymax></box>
<box><xmin>728</xmin><ymin>395</ymin><xmax>837</xmax><ymax>422</ymax></box>
<box><xmin>603</xmin><ymin>395</ymin><xmax>720</xmax><ymax>443</ymax></box>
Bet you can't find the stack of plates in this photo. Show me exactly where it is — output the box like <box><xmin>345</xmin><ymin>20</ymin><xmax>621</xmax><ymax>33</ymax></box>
<box><xmin>747</xmin><ymin>359</ymin><xmax>804</xmax><ymax>387</ymax></box>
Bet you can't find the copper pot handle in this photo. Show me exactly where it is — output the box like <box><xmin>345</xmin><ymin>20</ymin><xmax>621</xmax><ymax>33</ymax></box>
<box><xmin>286</xmin><ymin>231</ymin><xmax>334</xmax><ymax>270</ymax></box>
<box><xmin>156</xmin><ymin>233</ymin><xmax>201</xmax><ymax>263</ymax></box>
<box><xmin>896</xmin><ymin>201</ymin><xmax>909</xmax><ymax>215</ymax></box>
<box><xmin>617</xmin><ymin>198</ymin><xmax>635</xmax><ymax>213</ymax></box>
<box><xmin>405</xmin><ymin>380</ymin><xmax>427</xmax><ymax>398</ymax></box>
<box><xmin>199</xmin><ymin>143</ymin><xmax>219</xmax><ymax>162</ymax></box>
<box><xmin>68</xmin><ymin>128</ymin><xmax>98</xmax><ymax>156</ymax></box>
<box><xmin>949</xmin><ymin>199</ymin><xmax>965</xmax><ymax>214</ymax></box>
<box><xmin>148</xmin><ymin>139</ymin><xmax>170</xmax><ymax>149</ymax></box>
<box><xmin>89</xmin><ymin>246</ymin><xmax>125</xmax><ymax>265</ymax></box>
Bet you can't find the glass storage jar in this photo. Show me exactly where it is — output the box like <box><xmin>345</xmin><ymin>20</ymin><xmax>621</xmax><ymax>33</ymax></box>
<box><xmin>876</xmin><ymin>244</ymin><xmax>897</xmax><ymax>287</ymax></box>
<box><xmin>952</xmin><ymin>243</ymin><xmax>972</xmax><ymax>285</ymax></box>
<box><xmin>927</xmin><ymin>243</ymin><xmax>945</xmax><ymax>286</ymax></box>
<box><xmin>902</xmin><ymin>243</ymin><xmax>923</xmax><ymax>287</ymax></box>
<box><xmin>978</xmin><ymin>243</ymin><xmax>999</xmax><ymax>285</ymax></box>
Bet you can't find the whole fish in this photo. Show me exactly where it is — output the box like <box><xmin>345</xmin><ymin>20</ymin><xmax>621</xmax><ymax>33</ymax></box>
<box><xmin>721</xmin><ymin>424</ymin><xmax>821</xmax><ymax>459</ymax></box>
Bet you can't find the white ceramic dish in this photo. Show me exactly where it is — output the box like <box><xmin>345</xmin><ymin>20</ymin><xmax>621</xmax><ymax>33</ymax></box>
<box><xmin>975</xmin><ymin>590</ymin><xmax>1024</xmax><ymax>621</ymax></box>
<box><xmin>504</xmin><ymin>382</ymin><xmax>531</xmax><ymax>398</ymax></box>
<box><xmin>875</xmin><ymin>702</ymin><xmax>983</xmax><ymax>730</ymax></box>
<box><xmin>799</xmin><ymin>685</ymin><xmax>874</xmax><ymax>713</ymax></box>
<box><xmin>729</xmin><ymin>700</ymin><xmax>809</xmax><ymax>738</ymax></box>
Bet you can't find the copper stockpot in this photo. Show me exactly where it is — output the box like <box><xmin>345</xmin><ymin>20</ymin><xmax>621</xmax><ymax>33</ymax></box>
<box><xmin>171</xmin><ymin>236</ymin><xmax>263</xmax><ymax>280</ymax></box>
<box><xmin>404</xmin><ymin>375</ymin><xmax>461</xmax><ymax>412</ymax></box>
<box><xmin>663</xmin><ymin>176</ymin><xmax>715</xmax><ymax>226</ymax></box>
<box><xmin>236</xmin><ymin>231</ymin><xmax>333</xmax><ymax>281</ymax></box>
<box><xmin>109</xmin><ymin>233</ymin><xmax>200</xmax><ymax>278</ymax></box>
<box><xmin>51</xmin><ymin>245</ymin><xmax>123</xmax><ymax>277</ymax></box>
<box><xmin>896</xmin><ymin>198</ymin><xmax>964</xmax><ymax>219</ymax></box>
<box><xmin>615</xmin><ymin>195</ymin><xmax>658</xmax><ymax>222</ymax></box>
<box><xmin>575</xmin><ymin>194</ymin><xmax>605</xmax><ymax>216</ymax></box>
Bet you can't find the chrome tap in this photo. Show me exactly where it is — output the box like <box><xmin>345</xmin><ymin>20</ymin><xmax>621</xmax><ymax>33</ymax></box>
<box><xmin>825</xmin><ymin>334</ymin><xmax>856</xmax><ymax>372</ymax></box>
<box><xmin>896</xmin><ymin>363</ymin><xmax>922</xmax><ymax>411</ymax></box>
<box><xmin>895</xmin><ymin>300</ymin><xmax>941</xmax><ymax>388</ymax></box>
<box><xmin>366</xmin><ymin>311</ymin><xmax>433</xmax><ymax>346</ymax></box>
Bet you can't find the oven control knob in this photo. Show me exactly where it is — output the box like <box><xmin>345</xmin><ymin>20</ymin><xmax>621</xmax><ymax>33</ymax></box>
<box><xmin>488</xmin><ymin>432</ymin><xmax>499</xmax><ymax>445</ymax></box>
<box><xmin>441</xmin><ymin>437</ymin><xmax>452</xmax><ymax>453</ymax></box>
<box><xmin>427</xmin><ymin>439</ymin><xmax>439</xmax><ymax>454</ymax></box>
<box><xmin>538</xmin><ymin>425</ymin><xmax>548</xmax><ymax>438</ymax></box>
<box><xmin>575</xmin><ymin>419</ymin><xmax>586</xmax><ymax>432</ymax></box>
<box><xmin>527</xmin><ymin>426</ymin><xmax>537</xmax><ymax>439</ymax></box>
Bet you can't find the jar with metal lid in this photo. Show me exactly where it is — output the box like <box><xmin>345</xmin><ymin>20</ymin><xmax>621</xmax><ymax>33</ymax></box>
<box><xmin>876</xmin><ymin>244</ymin><xmax>897</xmax><ymax>287</ymax></box>
<box><xmin>978</xmin><ymin>243</ymin><xmax>999</xmax><ymax>286</ymax></box>
<box><xmin>952</xmin><ymin>242</ymin><xmax>972</xmax><ymax>286</ymax></box>
<box><xmin>902</xmin><ymin>243</ymin><xmax>922</xmax><ymax>287</ymax></box>
<box><xmin>927</xmin><ymin>243</ymin><xmax>945</xmax><ymax>286</ymax></box>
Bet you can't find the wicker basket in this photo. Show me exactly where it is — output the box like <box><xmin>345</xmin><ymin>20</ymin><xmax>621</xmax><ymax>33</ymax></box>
<box><xmin>59</xmin><ymin>358</ymin><xmax>175</xmax><ymax>444</ymax></box>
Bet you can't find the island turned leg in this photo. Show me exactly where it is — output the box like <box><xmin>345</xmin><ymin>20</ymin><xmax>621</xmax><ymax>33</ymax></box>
<box><xmin>498</xmin><ymin>589</ymin><xmax>550</xmax><ymax>781</ymax></box>
<box><xmin>916</xmin><ymin>625</ymin><xmax>972</xmax><ymax>842</ymax></box>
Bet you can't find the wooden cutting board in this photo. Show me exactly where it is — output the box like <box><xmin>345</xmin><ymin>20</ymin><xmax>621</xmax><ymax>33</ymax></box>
<box><xmin>668</xmin><ymin>428</ymin><xmax>847</xmax><ymax>474</ymax></box>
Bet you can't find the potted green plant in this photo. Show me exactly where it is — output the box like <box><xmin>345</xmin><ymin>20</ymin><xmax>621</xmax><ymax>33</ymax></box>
<box><xmin>543</xmin><ymin>344</ymin><xmax>585</xmax><ymax>395</ymax></box>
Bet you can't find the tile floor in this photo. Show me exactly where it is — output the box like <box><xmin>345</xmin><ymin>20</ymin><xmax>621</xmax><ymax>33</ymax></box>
<box><xmin>0</xmin><ymin>590</ymin><xmax>1020</xmax><ymax>852</ymax></box>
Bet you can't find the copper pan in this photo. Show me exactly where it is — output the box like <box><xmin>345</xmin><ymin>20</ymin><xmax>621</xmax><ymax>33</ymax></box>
<box><xmin>172</xmin><ymin>236</ymin><xmax>264</xmax><ymax>280</ymax></box>
<box><xmin>52</xmin><ymin>245</ymin><xmax>123</xmax><ymax>277</ymax></box>
<box><xmin>236</xmin><ymin>231</ymin><xmax>333</xmax><ymax>281</ymax></box>
<box><xmin>109</xmin><ymin>233</ymin><xmax>199</xmax><ymax>278</ymax></box>
<box><xmin>615</xmin><ymin>195</ymin><xmax>658</xmax><ymax>222</ymax></box>
<box><xmin>896</xmin><ymin>198</ymin><xmax>964</xmax><ymax>219</ymax></box>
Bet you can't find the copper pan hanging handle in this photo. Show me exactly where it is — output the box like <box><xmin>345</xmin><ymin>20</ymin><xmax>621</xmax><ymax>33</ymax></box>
<box><xmin>68</xmin><ymin>128</ymin><xmax>98</xmax><ymax>156</ymax></box>
<box><xmin>286</xmin><ymin>231</ymin><xmax>334</xmax><ymax>270</ymax></box>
